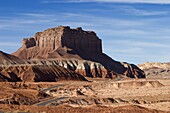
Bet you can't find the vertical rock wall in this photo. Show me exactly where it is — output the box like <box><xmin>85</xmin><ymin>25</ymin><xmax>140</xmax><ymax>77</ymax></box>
<box><xmin>21</xmin><ymin>26</ymin><xmax>102</xmax><ymax>53</ymax></box>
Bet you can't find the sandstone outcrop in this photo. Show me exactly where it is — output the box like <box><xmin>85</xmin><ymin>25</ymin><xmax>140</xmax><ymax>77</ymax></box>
<box><xmin>0</xmin><ymin>65</ymin><xmax>87</xmax><ymax>82</ymax></box>
<box><xmin>13</xmin><ymin>26</ymin><xmax>102</xmax><ymax>60</ymax></box>
<box><xmin>12</xmin><ymin>26</ymin><xmax>145</xmax><ymax>79</ymax></box>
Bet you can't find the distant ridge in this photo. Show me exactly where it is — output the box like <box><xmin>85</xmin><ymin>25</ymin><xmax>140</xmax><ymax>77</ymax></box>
<box><xmin>0</xmin><ymin>51</ymin><xmax>25</xmax><ymax>65</ymax></box>
<box><xmin>138</xmin><ymin>62</ymin><xmax>170</xmax><ymax>78</ymax></box>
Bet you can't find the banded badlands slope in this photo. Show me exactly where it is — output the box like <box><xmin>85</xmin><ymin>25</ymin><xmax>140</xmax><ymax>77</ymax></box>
<box><xmin>0</xmin><ymin>51</ymin><xmax>86</xmax><ymax>82</ymax></box>
<box><xmin>11</xmin><ymin>26</ymin><xmax>145</xmax><ymax>79</ymax></box>
<box><xmin>0</xmin><ymin>65</ymin><xmax>86</xmax><ymax>82</ymax></box>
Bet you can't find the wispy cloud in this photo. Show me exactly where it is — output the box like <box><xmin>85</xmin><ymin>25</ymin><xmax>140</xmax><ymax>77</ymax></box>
<box><xmin>114</xmin><ymin>5</ymin><xmax>170</xmax><ymax>16</ymax></box>
<box><xmin>17</xmin><ymin>13</ymin><xmax>53</xmax><ymax>17</ymax></box>
<box><xmin>106</xmin><ymin>39</ymin><xmax>170</xmax><ymax>48</ymax></box>
<box><xmin>1</xmin><ymin>12</ymin><xmax>170</xmax><ymax>40</ymax></box>
<box><xmin>104</xmin><ymin>39</ymin><xmax>170</xmax><ymax>63</ymax></box>
<box><xmin>1</xmin><ymin>12</ymin><xmax>142</xmax><ymax>30</ymax></box>
<box><xmin>0</xmin><ymin>13</ymin><xmax>59</xmax><ymax>30</ymax></box>
<box><xmin>42</xmin><ymin>0</ymin><xmax>170</xmax><ymax>4</ymax></box>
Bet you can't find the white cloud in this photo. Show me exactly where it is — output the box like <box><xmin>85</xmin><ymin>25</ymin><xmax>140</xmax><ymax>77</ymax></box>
<box><xmin>115</xmin><ymin>5</ymin><xmax>170</xmax><ymax>16</ymax></box>
<box><xmin>0</xmin><ymin>13</ymin><xmax>59</xmax><ymax>30</ymax></box>
<box><xmin>17</xmin><ymin>13</ymin><xmax>53</xmax><ymax>17</ymax></box>
<box><xmin>0</xmin><ymin>12</ymin><xmax>143</xmax><ymax>30</ymax></box>
<box><xmin>104</xmin><ymin>40</ymin><xmax>170</xmax><ymax>64</ymax></box>
<box><xmin>42</xmin><ymin>0</ymin><xmax>170</xmax><ymax>4</ymax></box>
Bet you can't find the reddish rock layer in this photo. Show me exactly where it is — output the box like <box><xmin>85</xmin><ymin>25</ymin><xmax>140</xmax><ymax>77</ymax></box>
<box><xmin>13</xmin><ymin>26</ymin><xmax>102</xmax><ymax>60</ymax></box>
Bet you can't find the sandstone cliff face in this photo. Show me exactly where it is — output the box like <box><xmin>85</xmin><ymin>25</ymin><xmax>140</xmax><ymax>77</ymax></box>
<box><xmin>13</xmin><ymin>26</ymin><xmax>102</xmax><ymax>60</ymax></box>
<box><xmin>138</xmin><ymin>62</ymin><xmax>170</xmax><ymax>79</ymax></box>
<box><xmin>12</xmin><ymin>26</ymin><xmax>145</xmax><ymax>79</ymax></box>
<box><xmin>0</xmin><ymin>65</ymin><xmax>87</xmax><ymax>82</ymax></box>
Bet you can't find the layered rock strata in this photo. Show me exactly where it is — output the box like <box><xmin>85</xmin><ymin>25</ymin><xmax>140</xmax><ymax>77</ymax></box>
<box><xmin>27</xmin><ymin>59</ymin><xmax>108</xmax><ymax>78</ymax></box>
<box><xmin>0</xmin><ymin>65</ymin><xmax>87</xmax><ymax>82</ymax></box>
<box><xmin>12</xmin><ymin>26</ymin><xmax>145</xmax><ymax>79</ymax></box>
<box><xmin>13</xmin><ymin>26</ymin><xmax>102</xmax><ymax>60</ymax></box>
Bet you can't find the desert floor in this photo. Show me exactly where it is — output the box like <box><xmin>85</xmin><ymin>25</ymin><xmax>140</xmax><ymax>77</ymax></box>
<box><xmin>0</xmin><ymin>78</ymin><xmax>170</xmax><ymax>113</ymax></box>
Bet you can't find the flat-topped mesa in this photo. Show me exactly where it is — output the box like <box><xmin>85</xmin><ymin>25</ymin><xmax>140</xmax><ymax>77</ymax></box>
<box><xmin>22</xmin><ymin>26</ymin><xmax>102</xmax><ymax>53</ymax></box>
<box><xmin>12</xmin><ymin>26</ymin><xmax>145</xmax><ymax>79</ymax></box>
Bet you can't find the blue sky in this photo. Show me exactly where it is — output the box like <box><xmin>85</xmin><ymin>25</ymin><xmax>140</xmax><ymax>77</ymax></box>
<box><xmin>0</xmin><ymin>0</ymin><xmax>170</xmax><ymax>64</ymax></box>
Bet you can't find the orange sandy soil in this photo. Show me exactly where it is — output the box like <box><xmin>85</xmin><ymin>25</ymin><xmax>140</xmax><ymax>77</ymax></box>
<box><xmin>0</xmin><ymin>79</ymin><xmax>170</xmax><ymax>113</ymax></box>
<box><xmin>0</xmin><ymin>104</ymin><xmax>168</xmax><ymax>113</ymax></box>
